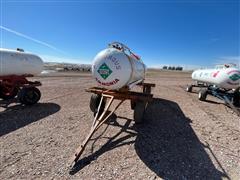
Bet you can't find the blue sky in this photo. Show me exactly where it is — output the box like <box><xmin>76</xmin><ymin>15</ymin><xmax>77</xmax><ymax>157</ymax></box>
<box><xmin>0</xmin><ymin>0</ymin><xmax>239</xmax><ymax>68</ymax></box>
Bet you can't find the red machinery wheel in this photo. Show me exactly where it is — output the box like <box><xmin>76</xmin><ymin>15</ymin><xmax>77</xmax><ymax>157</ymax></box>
<box><xmin>18</xmin><ymin>87</ymin><xmax>41</xmax><ymax>105</ymax></box>
<box><xmin>0</xmin><ymin>84</ymin><xmax>19</xmax><ymax>100</ymax></box>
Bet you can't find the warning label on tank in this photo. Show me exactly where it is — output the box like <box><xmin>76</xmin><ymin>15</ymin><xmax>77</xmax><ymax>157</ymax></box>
<box><xmin>97</xmin><ymin>63</ymin><xmax>112</xmax><ymax>79</ymax></box>
<box><xmin>229</xmin><ymin>74</ymin><xmax>240</xmax><ymax>81</ymax></box>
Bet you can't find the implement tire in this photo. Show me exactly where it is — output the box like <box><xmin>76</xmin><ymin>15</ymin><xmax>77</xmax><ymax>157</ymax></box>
<box><xmin>198</xmin><ymin>89</ymin><xmax>208</xmax><ymax>101</ymax></box>
<box><xmin>233</xmin><ymin>90</ymin><xmax>240</xmax><ymax>107</ymax></box>
<box><xmin>134</xmin><ymin>101</ymin><xmax>146</xmax><ymax>124</ymax></box>
<box><xmin>18</xmin><ymin>87</ymin><xmax>41</xmax><ymax>105</ymax></box>
<box><xmin>186</xmin><ymin>85</ymin><xmax>192</xmax><ymax>92</ymax></box>
<box><xmin>90</xmin><ymin>94</ymin><xmax>105</xmax><ymax>115</ymax></box>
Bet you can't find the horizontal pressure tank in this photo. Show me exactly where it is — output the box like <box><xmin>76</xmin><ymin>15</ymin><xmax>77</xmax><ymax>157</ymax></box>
<box><xmin>192</xmin><ymin>65</ymin><xmax>240</xmax><ymax>89</ymax></box>
<box><xmin>92</xmin><ymin>42</ymin><xmax>146</xmax><ymax>90</ymax></box>
<box><xmin>0</xmin><ymin>48</ymin><xmax>43</xmax><ymax>76</ymax></box>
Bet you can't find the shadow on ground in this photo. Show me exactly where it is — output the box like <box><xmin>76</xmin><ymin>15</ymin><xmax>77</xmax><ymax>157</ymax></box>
<box><xmin>0</xmin><ymin>101</ymin><xmax>61</xmax><ymax>136</ymax></box>
<box><xmin>69</xmin><ymin>113</ymin><xmax>136</xmax><ymax>175</ymax></box>
<box><xmin>70</xmin><ymin>98</ymin><xmax>228</xmax><ymax>179</ymax></box>
<box><xmin>135</xmin><ymin>98</ymin><xmax>227</xmax><ymax>179</ymax></box>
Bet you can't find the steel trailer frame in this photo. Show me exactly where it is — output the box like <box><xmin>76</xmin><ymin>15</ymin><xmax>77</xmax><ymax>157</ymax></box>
<box><xmin>186</xmin><ymin>83</ymin><xmax>240</xmax><ymax>116</ymax></box>
<box><xmin>0</xmin><ymin>74</ymin><xmax>41</xmax><ymax>87</ymax></box>
<box><xmin>69</xmin><ymin>82</ymin><xmax>155</xmax><ymax>168</ymax></box>
<box><xmin>0</xmin><ymin>75</ymin><xmax>42</xmax><ymax>104</ymax></box>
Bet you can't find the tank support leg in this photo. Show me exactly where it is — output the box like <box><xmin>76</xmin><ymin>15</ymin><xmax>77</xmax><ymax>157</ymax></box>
<box><xmin>69</xmin><ymin>94</ymin><xmax>124</xmax><ymax>168</ymax></box>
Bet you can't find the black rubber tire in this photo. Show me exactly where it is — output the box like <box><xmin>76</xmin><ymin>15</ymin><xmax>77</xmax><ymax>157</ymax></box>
<box><xmin>143</xmin><ymin>86</ymin><xmax>151</xmax><ymax>94</ymax></box>
<box><xmin>0</xmin><ymin>85</ymin><xmax>19</xmax><ymax>100</ymax></box>
<box><xmin>18</xmin><ymin>87</ymin><xmax>41</xmax><ymax>105</ymax></box>
<box><xmin>130</xmin><ymin>100</ymin><xmax>136</xmax><ymax>110</ymax></box>
<box><xmin>134</xmin><ymin>101</ymin><xmax>146</xmax><ymax>124</ymax></box>
<box><xmin>233</xmin><ymin>90</ymin><xmax>240</xmax><ymax>107</ymax></box>
<box><xmin>89</xmin><ymin>94</ymin><xmax>105</xmax><ymax>115</ymax></box>
<box><xmin>90</xmin><ymin>94</ymin><xmax>100</xmax><ymax>112</ymax></box>
<box><xmin>186</xmin><ymin>85</ymin><xmax>192</xmax><ymax>92</ymax></box>
<box><xmin>198</xmin><ymin>89</ymin><xmax>208</xmax><ymax>101</ymax></box>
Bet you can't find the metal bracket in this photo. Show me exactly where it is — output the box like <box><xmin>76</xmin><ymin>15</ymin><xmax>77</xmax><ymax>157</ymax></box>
<box><xmin>69</xmin><ymin>94</ymin><xmax>124</xmax><ymax>168</ymax></box>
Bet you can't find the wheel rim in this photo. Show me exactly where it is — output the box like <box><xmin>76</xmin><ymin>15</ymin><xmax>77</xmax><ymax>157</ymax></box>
<box><xmin>25</xmin><ymin>90</ymin><xmax>39</xmax><ymax>103</ymax></box>
<box><xmin>198</xmin><ymin>92</ymin><xmax>201</xmax><ymax>99</ymax></box>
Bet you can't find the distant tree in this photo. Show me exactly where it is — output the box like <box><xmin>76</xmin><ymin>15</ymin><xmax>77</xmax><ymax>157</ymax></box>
<box><xmin>162</xmin><ymin>66</ymin><xmax>168</xmax><ymax>70</ymax></box>
<box><xmin>176</xmin><ymin>66</ymin><xmax>183</xmax><ymax>71</ymax></box>
<box><xmin>168</xmin><ymin>66</ymin><xmax>172</xmax><ymax>70</ymax></box>
<box><xmin>172</xmin><ymin>66</ymin><xmax>176</xmax><ymax>70</ymax></box>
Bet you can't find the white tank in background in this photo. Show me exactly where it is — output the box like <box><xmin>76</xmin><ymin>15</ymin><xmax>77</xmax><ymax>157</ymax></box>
<box><xmin>92</xmin><ymin>42</ymin><xmax>146</xmax><ymax>90</ymax></box>
<box><xmin>0</xmin><ymin>48</ymin><xmax>43</xmax><ymax>76</ymax></box>
<box><xmin>192</xmin><ymin>64</ymin><xmax>240</xmax><ymax>89</ymax></box>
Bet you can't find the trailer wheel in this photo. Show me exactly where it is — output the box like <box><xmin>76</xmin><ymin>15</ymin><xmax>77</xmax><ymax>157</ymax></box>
<box><xmin>233</xmin><ymin>90</ymin><xmax>240</xmax><ymax>107</ymax></box>
<box><xmin>90</xmin><ymin>94</ymin><xmax>105</xmax><ymax>115</ymax></box>
<box><xmin>18</xmin><ymin>87</ymin><xmax>41</xmax><ymax>105</ymax></box>
<box><xmin>186</xmin><ymin>85</ymin><xmax>192</xmax><ymax>92</ymax></box>
<box><xmin>198</xmin><ymin>89</ymin><xmax>208</xmax><ymax>101</ymax></box>
<box><xmin>143</xmin><ymin>86</ymin><xmax>151</xmax><ymax>94</ymax></box>
<box><xmin>130</xmin><ymin>100</ymin><xmax>136</xmax><ymax>110</ymax></box>
<box><xmin>0</xmin><ymin>85</ymin><xmax>19</xmax><ymax>100</ymax></box>
<box><xmin>134</xmin><ymin>101</ymin><xmax>146</xmax><ymax>124</ymax></box>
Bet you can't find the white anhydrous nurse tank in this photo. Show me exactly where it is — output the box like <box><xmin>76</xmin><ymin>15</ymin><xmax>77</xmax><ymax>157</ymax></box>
<box><xmin>0</xmin><ymin>48</ymin><xmax>43</xmax><ymax>76</ymax></box>
<box><xmin>191</xmin><ymin>64</ymin><xmax>240</xmax><ymax>89</ymax></box>
<box><xmin>92</xmin><ymin>42</ymin><xmax>146</xmax><ymax>90</ymax></box>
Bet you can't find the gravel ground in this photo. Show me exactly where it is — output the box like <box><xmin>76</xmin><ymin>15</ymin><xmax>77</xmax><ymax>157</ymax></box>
<box><xmin>0</xmin><ymin>71</ymin><xmax>239</xmax><ymax>179</ymax></box>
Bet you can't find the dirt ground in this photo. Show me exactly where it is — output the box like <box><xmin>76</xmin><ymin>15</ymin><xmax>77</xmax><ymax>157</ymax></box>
<box><xmin>0</xmin><ymin>70</ymin><xmax>239</xmax><ymax>179</ymax></box>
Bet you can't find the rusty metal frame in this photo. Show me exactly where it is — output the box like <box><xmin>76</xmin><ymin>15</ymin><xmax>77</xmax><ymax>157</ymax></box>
<box><xmin>0</xmin><ymin>75</ymin><xmax>41</xmax><ymax>87</ymax></box>
<box><xmin>69</xmin><ymin>94</ymin><xmax>124</xmax><ymax>167</ymax></box>
<box><xmin>0</xmin><ymin>75</ymin><xmax>41</xmax><ymax>97</ymax></box>
<box><xmin>69</xmin><ymin>82</ymin><xmax>156</xmax><ymax>168</ymax></box>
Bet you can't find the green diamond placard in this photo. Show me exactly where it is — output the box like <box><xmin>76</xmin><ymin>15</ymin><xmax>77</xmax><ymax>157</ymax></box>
<box><xmin>97</xmin><ymin>63</ymin><xmax>112</xmax><ymax>79</ymax></box>
<box><xmin>229</xmin><ymin>74</ymin><xmax>240</xmax><ymax>81</ymax></box>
